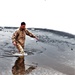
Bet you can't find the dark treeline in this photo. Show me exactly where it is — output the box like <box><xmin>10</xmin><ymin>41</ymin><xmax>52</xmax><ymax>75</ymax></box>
<box><xmin>28</xmin><ymin>28</ymin><xmax>75</xmax><ymax>38</ymax></box>
<box><xmin>0</xmin><ymin>26</ymin><xmax>75</xmax><ymax>38</ymax></box>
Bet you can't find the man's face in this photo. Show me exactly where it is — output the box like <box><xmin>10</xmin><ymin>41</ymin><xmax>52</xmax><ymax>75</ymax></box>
<box><xmin>20</xmin><ymin>25</ymin><xmax>26</xmax><ymax>30</ymax></box>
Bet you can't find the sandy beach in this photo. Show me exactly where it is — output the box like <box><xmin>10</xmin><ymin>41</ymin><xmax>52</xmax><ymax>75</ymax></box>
<box><xmin>0</xmin><ymin>27</ymin><xmax>75</xmax><ymax>75</ymax></box>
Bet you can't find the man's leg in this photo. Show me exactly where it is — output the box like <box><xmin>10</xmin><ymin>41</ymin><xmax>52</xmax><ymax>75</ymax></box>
<box><xmin>16</xmin><ymin>43</ymin><xmax>24</xmax><ymax>53</ymax></box>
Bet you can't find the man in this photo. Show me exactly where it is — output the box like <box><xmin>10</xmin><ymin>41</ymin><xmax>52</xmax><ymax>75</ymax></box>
<box><xmin>12</xmin><ymin>22</ymin><xmax>38</xmax><ymax>54</ymax></box>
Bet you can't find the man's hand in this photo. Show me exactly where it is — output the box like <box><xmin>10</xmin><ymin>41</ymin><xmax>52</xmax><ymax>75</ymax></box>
<box><xmin>13</xmin><ymin>42</ymin><xmax>16</xmax><ymax>46</ymax></box>
<box><xmin>35</xmin><ymin>36</ymin><xmax>39</xmax><ymax>41</ymax></box>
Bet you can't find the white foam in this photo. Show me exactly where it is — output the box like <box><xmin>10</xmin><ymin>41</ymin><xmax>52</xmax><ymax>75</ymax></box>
<box><xmin>13</xmin><ymin>53</ymin><xmax>27</xmax><ymax>56</ymax></box>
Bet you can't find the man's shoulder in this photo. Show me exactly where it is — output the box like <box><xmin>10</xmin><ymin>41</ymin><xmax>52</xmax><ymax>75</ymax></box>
<box><xmin>25</xmin><ymin>28</ymin><xmax>30</xmax><ymax>31</ymax></box>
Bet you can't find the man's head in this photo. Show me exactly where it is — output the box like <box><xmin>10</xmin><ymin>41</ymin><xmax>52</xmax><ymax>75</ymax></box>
<box><xmin>21</xmin><ymin>22</ymin><xmax>26</xmax><ymax>25</ymax></box>
<box><xmin>20</xmin><ymin>22</ymin><xmax>26</xmax><ymax>30</ymax></box>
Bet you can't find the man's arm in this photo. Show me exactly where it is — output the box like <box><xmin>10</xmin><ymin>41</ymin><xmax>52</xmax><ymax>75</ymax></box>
<box><xmin>25</xmin><ymin>29</ymin><xmax>38</xmax><ymax>40</ymax></box>
<box><xmin>12</xmin><ymin>30</ymin><xmax>19</xmax><ymax>45</ymax></box>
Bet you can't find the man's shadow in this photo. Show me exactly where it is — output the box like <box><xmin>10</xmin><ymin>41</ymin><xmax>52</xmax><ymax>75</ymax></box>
<box><xmin>12</xmin><ymin>56</ymin><xmax>37</xmax><ymax>75</ymax></box>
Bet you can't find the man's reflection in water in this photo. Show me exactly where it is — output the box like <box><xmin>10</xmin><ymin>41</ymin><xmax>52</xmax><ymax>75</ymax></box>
<box><xmin>12</xmin><ymin>56</ymin><xmax>37</xmax><ymax>75</ymax></box>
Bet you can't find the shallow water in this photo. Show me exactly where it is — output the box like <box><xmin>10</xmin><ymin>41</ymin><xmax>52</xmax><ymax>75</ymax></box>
<box><xmin>0</xmin><ymin>28</ymin><xmax>75</xmax><ymax>75</ymax></box>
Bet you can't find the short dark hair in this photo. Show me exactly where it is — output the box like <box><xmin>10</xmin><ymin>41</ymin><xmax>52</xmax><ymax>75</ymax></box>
<box><xmin>21</xmin><ymin>22</ymin><xmax>26</xmax><ymax>25</ymax></box>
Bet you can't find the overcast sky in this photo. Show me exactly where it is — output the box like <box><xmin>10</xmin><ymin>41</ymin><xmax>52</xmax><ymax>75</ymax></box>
<box><xmin>0</xmin><ymin>0</ymin><xmax>75</xmax><ymax>34</ymax></box>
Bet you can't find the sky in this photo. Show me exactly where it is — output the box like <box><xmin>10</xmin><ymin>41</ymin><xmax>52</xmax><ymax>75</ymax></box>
<box><xmin>0</xmin><ymin>0</ymin><xmax>75</xmax><ymax>34</ymax></box>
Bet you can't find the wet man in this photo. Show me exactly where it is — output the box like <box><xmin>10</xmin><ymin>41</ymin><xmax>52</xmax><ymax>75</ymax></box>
<box><xmin>12</xmin><ymin>22</ymin><xmax>38</xmax><ymax>54</ymax></box>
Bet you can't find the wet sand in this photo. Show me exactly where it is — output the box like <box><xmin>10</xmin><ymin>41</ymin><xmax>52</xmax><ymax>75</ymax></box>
<box><xmin>0</xmin><ymin>28</ymin><xmax>75</xmax><ymax>75</ymax></box>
